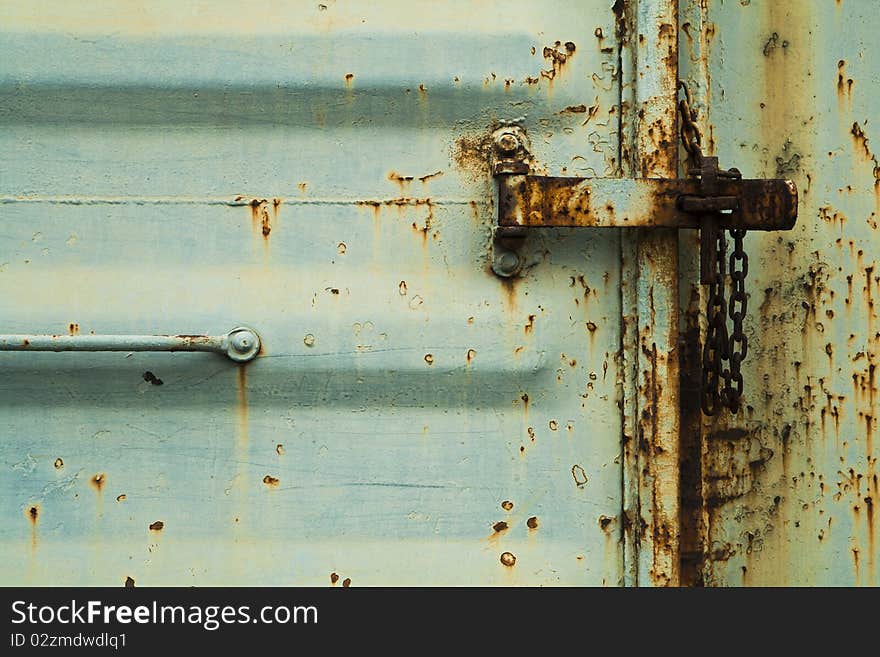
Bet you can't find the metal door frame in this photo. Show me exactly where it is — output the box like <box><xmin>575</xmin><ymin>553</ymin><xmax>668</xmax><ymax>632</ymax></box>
<box><xmin>618</xmin><ymin>0</ymin><xmax>681</xmax><ymax>586</ymax></box>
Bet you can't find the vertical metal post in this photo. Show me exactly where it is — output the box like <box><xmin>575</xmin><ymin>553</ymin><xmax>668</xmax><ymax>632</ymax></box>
<box><xmin>619</xmin><ymin>0</ymin><xmax>681</xmax><ymax>586</ymax></box>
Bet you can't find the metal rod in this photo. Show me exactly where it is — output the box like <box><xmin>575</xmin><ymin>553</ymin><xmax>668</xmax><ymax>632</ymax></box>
<box><xmin>0</xmin><ymin>326</ymin><xmax>261</xmax><ymax>363</ymax></box>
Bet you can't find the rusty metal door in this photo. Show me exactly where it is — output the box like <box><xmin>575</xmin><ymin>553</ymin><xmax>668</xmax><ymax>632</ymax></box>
<box><xmin>676</xmin><ymin>0</ymin><xmax>879</xmax><ymax>587</ymax></box>
<box><xmin>0</xmin><ymin>1</ymin><xmax>685</xmax><ymax>586</ymax></box>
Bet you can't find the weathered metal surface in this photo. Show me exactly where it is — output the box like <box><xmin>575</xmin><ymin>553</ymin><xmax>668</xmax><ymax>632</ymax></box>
<box><xmin>496</xmin><ymin>175</ymin><xmax>797</xmax><ymax>229</ymax></box>
<box><xmin>679</xmin><ymin>0</ymin><xmax>879</xmax><ymax>586</ymax></box>
<box><xmin>0</xmin><ymin>1</ymin><xmax>628</xmax><ymax>585</ymax></box>
<box><xmin>0</xmin><ymin>328</ymin><xmax>261</xmax><ymax>362</ymax></box>
<box><xmin>618</xmin><ymin>0</ymin><xmax>681</xmax><ymax>586</ymax></box>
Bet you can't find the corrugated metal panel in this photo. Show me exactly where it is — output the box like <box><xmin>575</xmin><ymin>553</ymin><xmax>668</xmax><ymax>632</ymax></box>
<box><xmin>0</xmin><ymin>1</ymin><xmax>629</xmax><ymax>586</ymax></box>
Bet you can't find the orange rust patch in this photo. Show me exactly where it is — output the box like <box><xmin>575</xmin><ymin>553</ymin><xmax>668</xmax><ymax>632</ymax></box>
<box><xmin>68</xmin><ymin>323</ymin><xmax>79</xmax><ymax>336</ymax></box>
<box><xmin>388</xmin><ymin>171</ymin><xmax>414</xmax><ymax>187</ymax></box>
<box><xmin>452</xmin><ymin>133</ymin><xmax>494</xmax><ymax>180</ymax></box>
<box><xmin>526</xmin><ymin>516</ymin><xmax>539</xmax><ymax>529</ymax></box>
<box><xmin>466</xmin><ymin>348</ymin><xmax>477</xmax><ymax>364</ymax></box>
<box><xmin>500</xmin><ymin>551</ymin><xmax>516</xmax><ymax>567</ymax></box>
<box><xmin>90</xmin><ymin>473</ymin><xmax>106</xmax><ymax>492</ymax></box>
<box><xmin>149</xmin><ymin>521</ymin><xmax>164</xmax><ymax>532</ymax></box>
<box><xmin>249</xmin><ymin>198</ymin><xmax>273</xmax><ymax>240</ymax></box>
<box><xmin>344</xmin><ymin>73</ymin><xmax>354</xmax><ymax>85</ymax></box>
<box><xmin>540</xmin><ymin>40</ymin><xmax>576</xmax><ymax>81</ymax></box>
<box><xmin>262</xmin><ymin>475</ymin><xmax>280</xmax><ymax>487</ymax></box>
<box><xmin>116</xmin><ymin>494</ymin><xmax>126</xmax><ymax>502</ymax></box>
<box><xmin>492</xmin><ymin>521</ymin><xmax>509</xmax><ymax>533</ymax></box>
<box><xmin>501</xmin><ymin>500</ymin><xmax>514</xmax><ymax>511</ymax></box>
<box><xmin>26</xmin><ymin>504</ymin><xmax>39</xmax><ymax>524</ymax></box>
<box><xmin>524</xmin><ymin>314</ymin><xmax>536</xmax><ymax>334</ymax></box>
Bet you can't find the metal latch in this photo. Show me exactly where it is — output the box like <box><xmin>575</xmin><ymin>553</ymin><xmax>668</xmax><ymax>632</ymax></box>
<box><xmin>488</xmin><ymin>86</ymin><xmax>798</xmax><ymax>415</ymax></box>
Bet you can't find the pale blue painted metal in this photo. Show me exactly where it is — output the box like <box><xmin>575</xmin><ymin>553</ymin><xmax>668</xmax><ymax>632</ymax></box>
<box><xmin>679</xmin><ymin>0</ymin><xmax>879</xmax><ymax>586</ymax></box>
<box><xmin>0</xmin><ymin>1</ymin><xmax>629</xmax><ymax>585</ymax></box>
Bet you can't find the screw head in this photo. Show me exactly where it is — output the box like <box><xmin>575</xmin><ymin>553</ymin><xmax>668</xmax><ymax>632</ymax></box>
<box><xmin>495</xmin><ymin>132</ymin><xmax>521</xmax><ymax>154</ymax></box>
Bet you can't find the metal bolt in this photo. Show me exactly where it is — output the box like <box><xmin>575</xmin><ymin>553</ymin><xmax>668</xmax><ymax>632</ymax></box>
<box><xmin>226</xmin><ymin>327</ymin><xmax>261</xmax><ymax>363</ymax></box>
<box><xmin>495</xmin><ymin>132</ymin><xmax>521</xmax><ymax>154</ymax></box>
<box><xmin>492</xmin><ymin>249</ymin><xmax>522</xmax><ymax>278</ymax></box>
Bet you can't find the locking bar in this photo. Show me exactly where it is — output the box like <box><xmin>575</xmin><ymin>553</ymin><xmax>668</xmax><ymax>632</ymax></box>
<box><xmin>0</xmin><ymin>326</ymin><xmax>261</xmax><ymax>363</ymax></box>
<box><xmin>496</xmin><ymin>174</ymin><xmax>798</xmax><ymax>231</ymax></box>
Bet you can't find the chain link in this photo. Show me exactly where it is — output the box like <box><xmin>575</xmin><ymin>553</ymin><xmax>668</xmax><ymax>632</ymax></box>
<box><xmin>678</xmin><ymin>80</ymin><xmax>748</xmax><ymax>415</ymax></box>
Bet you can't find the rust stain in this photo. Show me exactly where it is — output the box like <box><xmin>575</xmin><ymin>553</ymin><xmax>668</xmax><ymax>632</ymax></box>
<box><xmin>330</xmin><ymin>572</ymin><xmax>339</xmax><ymax>585</ymax></box>
<box><xmin>297</xmin><ymin>182</ymin><xmax>308</xmax><ymax>194</ymax></box>
<box><xmin>53</xmin><ymin>457</ymin><xmax>64</xmax><ymax>469</ymax></box>
<box><xmin>249</xmin><ymin>198</ymin><xmax>273</xmax><ymax>240</ymax></box>
<box><xmin>541</xmin><ymin>40</ymin><xmax>576</xmax><ymax>81</ymax></box>
<box><xmin>68</xmin><ymin>323</ymin><xmax>79</xmax><ymax>336</ymax></box>
<box><xmin>492</xmin><ymin>521</ymin><xmax>509</xmax><ymax>533</ymax></box>
<box><xmin>499</xmin><ymin>277</ymin><xmax>521</xmax><ymax>312</ymax></box>
<box><xmin>466</xmin><ymin>348</ymin><xmax>476</xmax><ymax>364</ymax></box>
<box><xmin>90</xmin><ymin>473</ymin><xmax>106</xmax><ymax>493</ymax></box>
<box><xmin>398</xmin><ymin>280</ymin><xmax>408</xmax><ymax>296</ymax></box>
<box><xmin>124</xmin><ymin>576</ymin><xmax>135</xmax><ymax>588</ymax></box>
<box><xmin>116</xmin><ymin>494</ymin><xmax>126</xmax><ymax>502</ymax></box>
<box><xmin>500</xmin><ymin>552</ymin><xmax>516</xmax><ymax>567</ymax></box>
<box><xmin>424</xmin><ymin>353</ymin><xmax>434</xmax><ymax>365</ymax></box>
<box><xmin>837</xmin><ymin>59</ymin><xmax>854</xmax><ymax>110</ymax></box>
<box><xmin>26</xmin><ymin>504</ymin><xmax>39</xmax><ymax>552</ymax></box>
<box><xmin>337</xmin><ymin>242</ymin><xmax>347</xmax><ymax>255</ymax></box>
<box><xmin>149</xmin><ymin>521</ymin><xmax>164</xmax><ymax>532</ymax></box>
<box><xmin>526</xmin><ymin>516</ymin><xmax>539</xmax><ymax>530</ymax></box>
<box><xmin>501</xmin><ymin>500</ymin><xmax>514</xmax><ymax>511</ymax></box>
<box><xmin>342</xmin><ymin>578</ymin><xmax>351</xmax><ymax>588</ymax></box>
<box><xmin>549</xmin><ymin>420</ymin><xmax>558</xmax><ymax>431</ymax></box>
<box><xmin>262</xmin><ymin>475</ymin><xmax>280</xmax><ymax>488</ymax></box>
<box><xmin>451</xmin><ymin>132</ymin><xmax>494</xmax><ymax>180</ymax></box>
<box><xmin>388</xmin><ymin>171</ymin><xmax>414</xmax><ymax>188</ymax></box>
<box><xmin>344</xmin><ymin>72</ymin><xmax>354</xmax><ymax>86</ymax></box>
<box><xmin>524</xmin><ymin>314</ymin><xmax>536</xmax><ymax>334</ymax></box>
<box><xmin>418</xmin><ymin>170</ymin><xmax>444</xmax><ymax>184</ymax></box>
<box><xmin>276</xmin><ymin>444</ymin><xmax>285</xmax><ymax>456</ymax></box>
<box><xmin>571</xmin><ymin>464</ymin><xmax>588</xmax><ymax>487</ymax></box>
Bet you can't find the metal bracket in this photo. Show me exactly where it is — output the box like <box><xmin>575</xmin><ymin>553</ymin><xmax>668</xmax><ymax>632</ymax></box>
<box><xmin>489</xmin><ymin>128</ymin><xmax>798</xmax><ymax>276</ymax></box>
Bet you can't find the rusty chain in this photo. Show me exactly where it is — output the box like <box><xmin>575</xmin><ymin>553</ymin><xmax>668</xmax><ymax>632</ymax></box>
<box><xmin>678</xmin><ymin>80</ymin><xmax>748</xmax><ymax>415</ymax></box>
